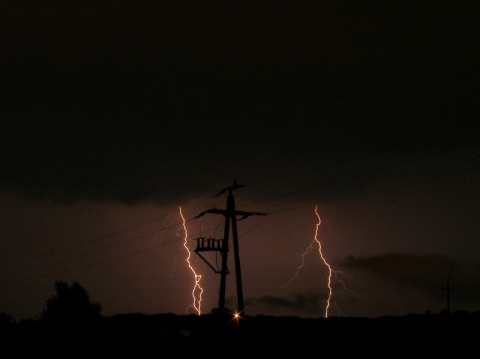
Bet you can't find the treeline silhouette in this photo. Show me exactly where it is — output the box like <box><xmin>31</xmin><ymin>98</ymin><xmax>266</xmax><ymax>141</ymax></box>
<box><xmin>1</xmin><ymin>280</ymin><xmax>478</xmax><ymax>354</ymax></box>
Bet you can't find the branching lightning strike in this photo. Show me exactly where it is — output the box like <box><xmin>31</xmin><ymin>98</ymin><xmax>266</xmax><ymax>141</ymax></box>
<box><xmin>179</xmin><ymin>207</ymin><xmax>203</xmax><ymax>315</ymax></box>
<box><xmin>313</xmin><ymin>205</ymin><xmax>333</xmax><ymax>318</ymax></box>
<box><xmin>284</xmin><ymin>205</ymin><xmax>338</xmax><ymax>318</ymax></box>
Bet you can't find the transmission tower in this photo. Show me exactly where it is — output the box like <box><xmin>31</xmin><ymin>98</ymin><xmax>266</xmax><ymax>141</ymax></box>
<box><xmin>441</xmin><ymin>277</ymin><xmax>454</xmax><ymax>315</ymax></box>
<box><xmin>193</xmin><ymin>180</ymin><xmax>266</xmax><ymax>316</ymax></box>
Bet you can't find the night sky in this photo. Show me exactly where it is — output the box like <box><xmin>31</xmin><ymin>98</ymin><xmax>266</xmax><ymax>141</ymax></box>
<box><xmin>1</xmin><ymin>1</ymin><xmax>480</xmax><ymax>321</ymax></box>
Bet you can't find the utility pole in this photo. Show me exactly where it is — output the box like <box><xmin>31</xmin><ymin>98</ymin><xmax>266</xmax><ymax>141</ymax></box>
<box><xmin>193</xmin><ymin>180</ymin><xmax>266</xmax><ymax>316</ymax></box>
<box><xmin>441</xmin><ymin>277</ymin><xmax>454</xmax><ymax>315</ymax></box>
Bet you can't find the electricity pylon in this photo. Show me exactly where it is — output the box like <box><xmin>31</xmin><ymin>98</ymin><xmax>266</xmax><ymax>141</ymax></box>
<box><xmin>441</xmin><ymin>277</ymin><xmax>454</xmax><ymax>315</ymax></box>
<box><xmin>193</xmin><ymin>180</ymin><xmax>266</xmax><ymax>316</ymax></box>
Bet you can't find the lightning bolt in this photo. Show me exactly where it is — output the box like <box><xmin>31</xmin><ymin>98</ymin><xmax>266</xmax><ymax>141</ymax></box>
<box><xmin>285</xmin><ymin>205</ymin><xmax>354</xmax><ymax>318</ymax></box>
<box><xmin>284</xmin><ymin>234</ymin><xmax>315</xmax><ymax>287</ymax></box>
<box><xmin>179</xmin><ymin>206</ymin><xmax>203</xmax><ymax>315</ymax></box>
<box><xmin>312</xmin><ymin>205</ymin><xmax>333</xmax><ymax>318</ymax></box>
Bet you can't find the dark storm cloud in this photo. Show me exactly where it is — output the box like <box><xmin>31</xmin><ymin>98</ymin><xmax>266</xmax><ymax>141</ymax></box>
<box><xmin>341</xmin><ymin>253</ymin><xmax>459</xmax><ymax>285</ymax></box>
<box><xmin>341</xmin><ymin>253</ymin><xmax>480</xmax><ymax>305</ymax></box>
<box><xmin>245</xmin><ymin>292</ymin><xmax>327</xmax><ymax>316</ymax></box>
<box><xmin>1</xmin><ymin>1</ymin><xmax>479</xmax><ymax>204</ymax></box>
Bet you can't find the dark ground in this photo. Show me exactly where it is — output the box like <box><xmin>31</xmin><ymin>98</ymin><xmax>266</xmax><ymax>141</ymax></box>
<box><xmin>2</xmin><ymin>311</ymin><xmax>478</xmax><ymax>355</ymax></box>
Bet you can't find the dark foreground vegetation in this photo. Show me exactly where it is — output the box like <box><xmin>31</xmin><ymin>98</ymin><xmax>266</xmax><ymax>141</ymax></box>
<box><xmin>1</xmin><ymin>281</ymin><xmax>478</xmax><ymax>355</ymax></box>
<box><xmin>2</xmin><ymin>311</ymin><xmax>478</xmax><ymax>355</ymax></box>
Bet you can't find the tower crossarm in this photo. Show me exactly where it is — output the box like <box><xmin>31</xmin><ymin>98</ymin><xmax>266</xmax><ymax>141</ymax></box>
<box><xmin>193</xmin><ymin>208</ymin><xmax>226</xmax><ymax>219</ymax></box>
<box><xmin>194</xmin><ymin>208</ymin><xmax>267</xmax><ymax>219</ymax></box>
<box><xmin>215</xmin><ymin>180</ymin><xmax>245</xmax><ymax>197</ymax></box>
<box><xmin>235</xmin><ymin>210</ymin><xmax>268</xmax><ymax>220</ymax></box>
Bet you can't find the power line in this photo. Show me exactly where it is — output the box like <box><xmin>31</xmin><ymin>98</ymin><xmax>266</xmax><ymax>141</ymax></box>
<box><xmin>5</xmin><ymin>138</ymin><xmax>478</xmax><ymax>282</ymax></box>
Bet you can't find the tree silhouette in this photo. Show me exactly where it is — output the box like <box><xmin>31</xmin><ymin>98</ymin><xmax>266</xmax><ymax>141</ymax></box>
<box><xmin>41</xmin><ymin>280</ymin><xmax>102</xmax><ymax>332</ymax></box>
